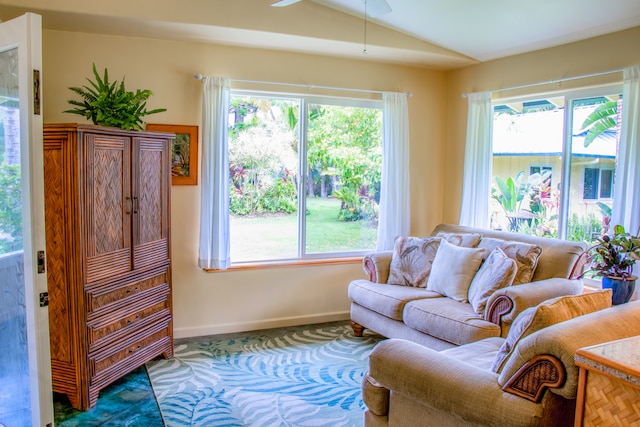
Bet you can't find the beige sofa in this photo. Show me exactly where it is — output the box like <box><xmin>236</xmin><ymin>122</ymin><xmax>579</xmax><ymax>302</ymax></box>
<box><xmin>362</xmin><ymin>292</ymin><xmax>640</xmax><ymax>427</ymax></box>
<box><xmin>348</xmin><ymin>224</ymin><xmax>588</xmax><ymax>350</ymax></box>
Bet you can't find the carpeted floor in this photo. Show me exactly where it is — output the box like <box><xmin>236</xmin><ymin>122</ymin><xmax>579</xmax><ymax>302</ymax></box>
<box><xmin>54</xmin><ymin>321</ymin><xmax>383</xmax><ymax>426</ymax></box>
<box><xmin>147</xmin><ymin>321</ymin><xmax>383</xmax><ymax>427</ymax></box>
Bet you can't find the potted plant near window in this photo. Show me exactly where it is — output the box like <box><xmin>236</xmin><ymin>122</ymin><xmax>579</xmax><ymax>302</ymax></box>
<box><xmin>582</xmin><ymin>225</ymin><xmax>640</xmax><ymax>304</ymax></box>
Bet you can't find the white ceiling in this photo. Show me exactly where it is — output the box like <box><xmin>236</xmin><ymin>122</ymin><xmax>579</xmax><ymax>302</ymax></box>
<box><xmin>0</xmin><ymin>0</ymin><xmax>639</xmax><ymax>69</ymax></box>
<box><xmin>315</xmin><ymin>0</ymin><xmax>640</xmax><ymax>62</ymax></box>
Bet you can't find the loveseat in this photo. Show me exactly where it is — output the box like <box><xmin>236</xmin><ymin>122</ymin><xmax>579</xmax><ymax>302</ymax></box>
<box><xmin>348</xmin><ymin>224</ymin><xmax>587</xmax><ymax>350</ymax></box>
<box><xmin>362</xmin><ymin>291</ymin><xmax>640</xmax><ymax>427</ymax></box>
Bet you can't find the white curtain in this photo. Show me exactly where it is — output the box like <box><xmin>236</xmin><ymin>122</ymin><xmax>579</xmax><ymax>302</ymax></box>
<box><xmin>459</xmin><ymin>91</ymin><xmax>493</xmax><ymax>228</ymax></box>
<box><xmin>377</xmin><ymin>92</ymin><xmax>410</xmax><ymax>250</ymax></box>
<box><xmin>198</xmin><ymin>76</ymin><xmax>231</xmax><ymax>269</ymax></box>
<box><xmin>612</xmin><ymin>65</ymin><xmax>640</xmax><ymax>235</ymax></box>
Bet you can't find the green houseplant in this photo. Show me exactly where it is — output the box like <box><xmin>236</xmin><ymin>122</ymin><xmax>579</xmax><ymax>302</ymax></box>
<box><xmin>583</xmin><ymin>225</ymin><xmax>640</xmax><ymax>304</ymax></box>
<box><xmin>65</xmin><ymin>64</ymin><xmax>166</xmax><ymax>131</ymax></box>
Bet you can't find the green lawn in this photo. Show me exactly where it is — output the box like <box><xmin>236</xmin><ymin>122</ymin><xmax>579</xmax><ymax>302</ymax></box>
<box><xmin>230</xmin><ymin>197</ymin><xmax>377</xmax><ymax>262</ymax></box>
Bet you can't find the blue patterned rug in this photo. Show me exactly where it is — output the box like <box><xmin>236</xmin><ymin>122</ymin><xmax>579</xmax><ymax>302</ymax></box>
<box><xmin>146</xmin><ymin>322</ymin><xmax>383</xmax><ymax>427</ymax></box>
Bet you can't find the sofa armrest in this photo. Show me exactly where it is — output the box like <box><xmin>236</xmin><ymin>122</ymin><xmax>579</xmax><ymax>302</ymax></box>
<box><xmin>485</xmin><ymin>278</ymin><xmax>583</xmax><ymax>335</ymax></box>
<box><xmin>368</xmin><ymin>339</ymin><xmax>541</xmax><ymax>425</ymax></box>
<box><xmin>363</xmin><ymin>251</ymin><xmax>393</xmax><ymax>283</ymax></box>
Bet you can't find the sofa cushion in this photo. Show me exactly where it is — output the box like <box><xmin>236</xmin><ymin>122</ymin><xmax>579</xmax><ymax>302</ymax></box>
<box><xmin>468</xmin><ymin>247</ymin><xmax>517</xmax><ymax>315</ymax></box>
<box><xmin>403</xmin><ymin>298</ymin><xmax>501</xmax><ymax>345</ymax></box>
<box><xmin>348</xmin><ymin>279</ymin><xmax>441</xmax><ymax>321</ymax></box>
<box><xmin>491</xmin><ymin>290</ymin><xmax>612</xmax><ymax>373</ymax></box>
<box><xmin>387</xmin><ymin>236</ymin><xmax>441</xmax><ymax>288</ymax></box>
<box><xmin>440</xmin><ymin>337</ymin><xmax>505</xmax><ymax>371</ymax></box>
<box><xmin>478</xmin><ymin>238</ymin><xmax>543</xmax><ymax>285</ymax></box>
<box><xmin>427</xmin><ymin>239</ymin><xmax>485</xmax><ymax>302</ymax></box>
<box><xmin>435</xmin><ymin>231</ymin><xmax>482</xmax><ymax>248</ymax></box>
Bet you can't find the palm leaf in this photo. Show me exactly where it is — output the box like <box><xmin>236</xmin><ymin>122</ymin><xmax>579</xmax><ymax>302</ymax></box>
<box><xmin>579</xmin><ymin>101</ymin><xmax>618</xmax><ymax>147</ymax></box>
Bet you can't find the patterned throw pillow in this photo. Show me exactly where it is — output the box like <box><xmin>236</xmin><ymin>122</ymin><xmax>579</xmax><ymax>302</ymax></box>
<box><xmin>387</xmin><ymin>236</ymin><xmax>441</xmax><ymax>287</ymax></box>
<box><xmin>478</xmin><ymin>238</ymin><xmax>542</xmax><ymax>285</ymax></box>
<box><xmin>426</xmin><ymin>239</ymin><xmax>485</xmax><ymax>302</ymax></box>
<box><xmin>435</xmin><ymin>231</ymin><xmax>482</xmax><ymax>248</ymax></box>
<box><xmin>468</xmin><ymin>247</ymin><xmax>517</xmax><ymax>315</ymax></box>
<box><xmin>490</xmin><ymin>290</ymin><xmax>612</xmax><ymax>373</ymax></box>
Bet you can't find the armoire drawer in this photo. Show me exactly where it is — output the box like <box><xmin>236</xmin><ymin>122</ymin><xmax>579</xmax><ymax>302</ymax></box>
<box><xmin>87</xmin><ymin>284</ymin><xmax>171</xmax><ymax>352</ymax></box>
<box><xmin>89</xmin><ymin>318</ymin><xmax>172</xmax><ymax>389</ymax></box>
<box><xmin>85</xmin><ymin>267</ymin><xmax>168</xmax><ymax>314</ymax></box>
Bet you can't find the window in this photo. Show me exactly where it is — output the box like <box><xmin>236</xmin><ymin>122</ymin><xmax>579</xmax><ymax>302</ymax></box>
<box><xmin>228</xmin><ymin>93</ymin><xmax>382</xmax><ymax>263</ymax></box>
<box><xmin>491</xmin><ymin>88</ymin><xmax>622</xmax><ymax>243</ymax></box>
<box><xmin>583</xmin><ymin>167</ymin><xmax>614</xmax><ymax>200</ymax></box>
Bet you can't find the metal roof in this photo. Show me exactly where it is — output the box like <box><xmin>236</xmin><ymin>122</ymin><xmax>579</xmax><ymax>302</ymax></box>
<box><xmin>493</xmin><ymin>105</ymin><xmax>617</xmax><ymax>158</ymax></box>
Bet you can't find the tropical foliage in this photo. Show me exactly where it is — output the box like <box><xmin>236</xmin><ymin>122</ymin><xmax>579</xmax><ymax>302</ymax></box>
<box><xmin>65</xmin><ymin>64</ymin><xmax>166</xmax><ymax>131</ymax></box>
<box><xmin>228</xmin><ymin>96</ymin><xmax>382</xmax><ymax>223</ymax></box>
<box><xmin>582</xmin><ymin>225</ymin><xmax>640</xmax><ymax>279</ymax></box>
<box><xmin>0</xmin><ymin>112</ymin><xmax>22</xmax><ymax>254</ymax></box>
<box><xmin>578</xmin><ymin>100</ymin><xmax>621</xmax><ymax>147</ymax></box>
<box><xmin>491</xmin><ymin>170</ymin><xmax>552</xmax><ymax>232</ymax></box>
<box><xmin>0</xmin><ymin>162</ymin><xmax>22</xmax><ymax>254</ymax></box>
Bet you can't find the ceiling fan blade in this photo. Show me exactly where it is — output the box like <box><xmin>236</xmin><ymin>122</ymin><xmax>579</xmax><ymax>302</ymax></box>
<box><xmin>363</xmin><ymin>0</ymin><xmax>392</xmax><ymax>17</ymax></box>
<box><xmin>271</xmin><ymin>0</ymin><xmax>303</xmax><ymax>6</ymax></box>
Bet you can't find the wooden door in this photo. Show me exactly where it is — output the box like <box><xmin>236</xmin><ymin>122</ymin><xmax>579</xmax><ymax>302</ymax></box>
<box><xmin>132</xmin><ymin>135</ymin><xmax>170</xmax><ymax>270</ymax></box>
<box><xmin>83</xmin><ymin>132</ymin><xmax>133</xmax><ymax>282</ymax></box>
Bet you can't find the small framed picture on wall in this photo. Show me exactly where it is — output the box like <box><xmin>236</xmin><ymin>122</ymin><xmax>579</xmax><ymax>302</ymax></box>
<box><xmin>147</xmin><ymin>123</ymin><xmax>198</xmax><ymax>185</ymax></box>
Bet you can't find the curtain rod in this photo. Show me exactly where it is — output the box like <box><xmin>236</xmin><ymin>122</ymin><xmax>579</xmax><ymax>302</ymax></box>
<box><xmin>461</xmin><ymin>68</ymin><xmax>624</xmax><ymax>98</ymax></box>
<box><xmin>194</xmin><ymin>74</ymin><xmax>412</xmax><ymax>97</ymax></box>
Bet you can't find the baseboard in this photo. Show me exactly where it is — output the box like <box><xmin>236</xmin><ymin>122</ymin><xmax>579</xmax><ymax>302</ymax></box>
<box><xmin>173</xmin><ymin>311</ymin><xmax>351</xmax><ymax>339</ymax></box>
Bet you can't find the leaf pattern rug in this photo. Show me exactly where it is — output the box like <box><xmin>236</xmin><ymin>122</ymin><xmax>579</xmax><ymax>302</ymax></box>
<box><xmin>146</xmin><ymin>322</ymin><xmax>383</xmax><ymax>426</ymax></box>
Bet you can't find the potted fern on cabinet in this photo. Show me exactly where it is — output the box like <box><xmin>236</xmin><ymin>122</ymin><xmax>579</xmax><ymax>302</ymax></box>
<box><xmin>64</xmin><ymin>64</ymin><xmax>166</xmax><ymax>130</ymax></box>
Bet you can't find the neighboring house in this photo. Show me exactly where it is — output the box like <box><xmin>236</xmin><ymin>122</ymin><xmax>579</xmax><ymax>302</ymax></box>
<box><xmin>491</xmin><ymin>104</ymin><xmax>617</xmax><ymax>232</ymax></box>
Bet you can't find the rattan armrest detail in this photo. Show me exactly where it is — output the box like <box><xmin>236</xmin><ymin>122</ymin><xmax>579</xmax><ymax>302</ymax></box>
<box><xmin>502</xmin><ymin>354</ymin><xmax>566</xmax><ymax>403</ymax></box>
<box><xmin>485</xmin><ymin>295</ymin><xmax>514</xmax><ymax>325</ymax></box>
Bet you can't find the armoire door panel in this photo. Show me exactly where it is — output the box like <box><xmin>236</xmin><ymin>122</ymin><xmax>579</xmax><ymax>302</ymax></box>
<box><xmin>132</xmin><ymin>137</ymin><xmax>170</xmax><ymax>269</ymax></box>
<box><xmin>83</xmin><ymin>133</ymin><xmax>132</xmax><ymax>281</ymax></box>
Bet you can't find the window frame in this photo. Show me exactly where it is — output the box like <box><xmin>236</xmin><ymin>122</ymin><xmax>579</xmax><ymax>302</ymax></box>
<box><xmin>492</xmin><ymin>83</ymin><xmax>622</xmax><ymax>240</ymax></box>
<box><xmin>229</xmin><ymin>89</ymin><xmax>384</xmax><ymax>263</ymax></box>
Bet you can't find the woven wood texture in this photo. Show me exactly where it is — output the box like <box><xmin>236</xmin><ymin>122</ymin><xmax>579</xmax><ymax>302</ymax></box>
<box><xmin>486</xmin><ymin>295</ymin><xmax>513</xmax><ymax>326</ymax></box>
<box><xmin>44</xmin><ymin>144</ymin><xmax>73</xmax><ymax>363</ymax></box>
<box><xmin>583</xmin><ymin>371</ymin><xmax>640</xmax><ymax>426</ymax></box>
<box><xmin>139</xmin><ymin>149</ymin><xmax>163</xmax><ymax>244</ymax></box>
<box><xmin>93</xmin><ymin>148</ymin><xmax>125</xmax><ymax>254</ymax></box>
<box><xmin>509</xmin><ymin>359</ymin><xmax>560</xmax><ymax>399</ymax></box>
<box><xmin>44</xmin><ymin>124</ymin><xmax>173</xmax><ymax>410</ymax></box>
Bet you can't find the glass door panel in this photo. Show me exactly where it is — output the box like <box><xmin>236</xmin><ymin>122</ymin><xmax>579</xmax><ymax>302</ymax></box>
<box><xmin>0</xmin><ymin>45</ymin><xmax>32</xmax><ymax>427</ymax></box>
<box><xmin>0</xmin><ymin>13</ymin><xmax>51</xmax><ymax>427</ymax></box>
<box><xmin>305</xmin><ymin>103</ymin><xmax>381</xmax><ymax>254</ymax></box>
<box><xmin>491</xmin><ymin>100</ymin><xmax>564</xmax><ymax>235</ymax></box>
<box><xmin>566</xmin><ymin>95</ymin><xmax>621</xmax><ymax>243</ymax></box>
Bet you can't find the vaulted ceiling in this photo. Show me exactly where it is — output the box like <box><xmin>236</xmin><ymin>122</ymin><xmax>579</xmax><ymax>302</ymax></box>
<box><xmin>0</xmin><ymin>0</ymin><xmax>639</xmax><ymax>69</ymax></box>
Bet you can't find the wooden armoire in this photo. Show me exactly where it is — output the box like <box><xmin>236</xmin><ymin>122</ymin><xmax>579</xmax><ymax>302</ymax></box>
<box><xmin>43</xmin><ymin>123</ymin><xmax>174</xmax><ymax>410</ymax></box>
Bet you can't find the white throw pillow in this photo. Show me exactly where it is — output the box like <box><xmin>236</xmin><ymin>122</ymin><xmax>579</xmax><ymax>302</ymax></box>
<box><xmin>468</xmin><ymin>248</ymin><xmax>517</xmax><ymax>315</ymax></box>
<box><xmin>426</xmin><ymin>239</ymin><xmax>485</xmax><ymax>302</ymax></box>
